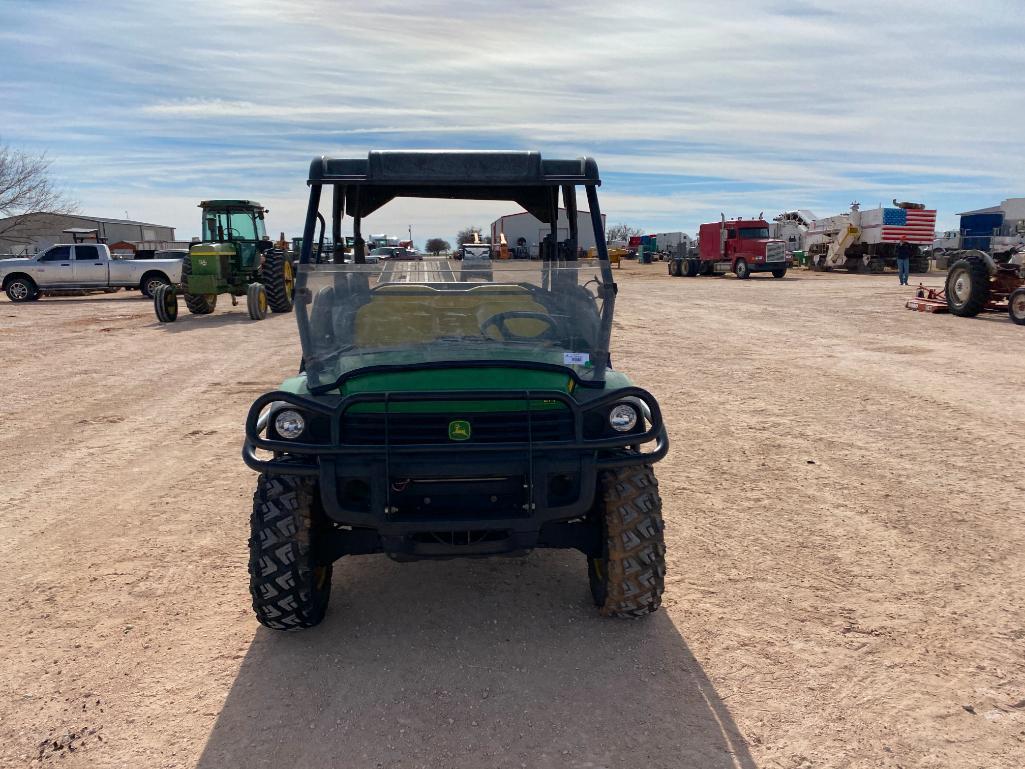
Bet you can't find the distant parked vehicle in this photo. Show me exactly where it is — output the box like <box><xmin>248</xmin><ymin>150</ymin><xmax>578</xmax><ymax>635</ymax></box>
<box><xmin>458</xmin><ymin>242</ymin><xmax>493</xmax><ymax>280</ymax></box>
<box><xmin>669</xmin><ymin>217</ymin><xmax>788</xmax><ymax>279</ymax></box>
<box><xmin>371</xmin><ymin>246</ymin><xmax>421</xmax><ymax>261</ymax></box>
<box><xmin>0</xmin><ymin>243</ymin><xmax>182</xmax><ymax>302</ymax></box>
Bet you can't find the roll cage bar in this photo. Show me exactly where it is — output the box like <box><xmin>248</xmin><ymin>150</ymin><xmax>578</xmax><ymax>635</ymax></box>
<box><xmin>295</xmin><ymin>150</ymin><xmax>617</xmax><ymax>383</ymax></box>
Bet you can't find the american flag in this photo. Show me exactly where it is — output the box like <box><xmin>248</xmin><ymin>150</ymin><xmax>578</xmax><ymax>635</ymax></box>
<box><xmin>881</xmin><ymin>207</ymin><xmax>936</xmax><ymax>244</ymax></box>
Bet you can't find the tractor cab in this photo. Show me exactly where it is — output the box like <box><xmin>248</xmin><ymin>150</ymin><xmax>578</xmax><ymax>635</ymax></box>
<box><xmin>199</xmin><ymin>200</ymin><xmax>272</xmax><ymax>271</ymax></box>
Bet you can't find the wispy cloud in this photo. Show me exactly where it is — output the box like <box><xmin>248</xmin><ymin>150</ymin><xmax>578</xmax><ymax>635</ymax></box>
<box><xmin>1</xmin><ymin>0</ymin><xmax>1022</xmax><ymax>240</ymax></box>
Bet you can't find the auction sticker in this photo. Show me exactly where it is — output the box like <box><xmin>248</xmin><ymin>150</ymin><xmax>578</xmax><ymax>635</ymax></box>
<box><xmin>563</xmin><ymin>352</ymin><xmax>590</xmax><ymax>366</ymax></box>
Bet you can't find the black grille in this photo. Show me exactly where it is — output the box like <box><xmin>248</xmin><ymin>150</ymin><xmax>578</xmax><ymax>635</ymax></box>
<box><xmin>340</xmin><ymin>409</ymin><xmax>574</xmax><ymax>445</ymax></box>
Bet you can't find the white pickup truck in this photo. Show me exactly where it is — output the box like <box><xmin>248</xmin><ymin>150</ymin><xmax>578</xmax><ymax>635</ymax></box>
<box><xmin>0</xmin><ymin>244</ymin><xmax>183</xmax><ymax>302</ymax></box>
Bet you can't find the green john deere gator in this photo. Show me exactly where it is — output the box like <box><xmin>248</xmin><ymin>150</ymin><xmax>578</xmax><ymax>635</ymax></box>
<box><xmin>154</xmin><ymin>200</ymin><xmax>294</xmax><ymax>322</ymax></box>
<box><xmin>242</xmin><ymin>151</ymin><xmax>669</xmax><ymax>630</ymax></box>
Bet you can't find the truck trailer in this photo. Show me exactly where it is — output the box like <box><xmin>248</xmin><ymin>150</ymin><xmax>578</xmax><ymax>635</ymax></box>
<box><xmin>669</xmin><ymin>217</ymin><xmax>787</xmax><ymax>279</ymax></box>
<box><xmin>805</xmin><ymin>201</ymin><xmax>935</xmax><ymax>273</ymax></box>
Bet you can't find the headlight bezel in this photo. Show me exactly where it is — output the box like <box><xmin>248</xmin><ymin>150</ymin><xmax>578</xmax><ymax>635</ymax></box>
<box><xmin>273</xmin><ymin>408</ymin><xmax>306</xmax><ymax>440</ymax></box>
<box><xmin>608</xmin><ymin>402</ymin><xmax>639</xmax><ymax>433</ymax></box>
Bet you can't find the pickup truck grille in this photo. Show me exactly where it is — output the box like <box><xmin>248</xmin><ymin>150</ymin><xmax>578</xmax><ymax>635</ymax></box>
<box><xmin>341</xmin><ymin>410</ymin><xmax>574</xmax><ymax>445</ymax></box>
<box><xmin>766</xmin><ymin>242</ymin><xmax>785</xmax><ymax>262</ymax></box>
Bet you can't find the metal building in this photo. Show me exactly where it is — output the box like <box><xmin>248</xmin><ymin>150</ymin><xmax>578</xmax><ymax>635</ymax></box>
<box><xmin>0</xmin><ymin>212</ymin><xmax>177</xmax><ymax>256</ymax></box>
<box><xmin>490</xmin><ymin>208</ymin><xmax>605</xmax><ymax>258</ymax></box>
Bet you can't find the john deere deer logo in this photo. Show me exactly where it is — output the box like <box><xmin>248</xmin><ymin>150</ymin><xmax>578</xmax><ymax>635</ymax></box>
<box><xmin>448</xmin><ymin>420</ymin><xmax>471</xmax><ymax>441</ymax></box>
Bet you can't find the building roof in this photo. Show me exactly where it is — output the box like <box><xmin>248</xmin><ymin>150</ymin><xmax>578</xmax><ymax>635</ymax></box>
<box><xmin>959</xmin><ymin>205</ymin><xmax>1000</xmax><ymax>217</ymax></box>
<box><xmin>0</xmin><ymin>212</ymin><xmax>173</xmax><ymax>229</ymax></box>
<box><xmin>493</xmin><ymin>207</ymin><xmax>594</xmax><ymax>223</ymax></box>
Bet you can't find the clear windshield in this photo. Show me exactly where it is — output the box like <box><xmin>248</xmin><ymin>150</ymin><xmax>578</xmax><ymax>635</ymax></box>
<box><xmin>296</xmin><ymin>257</ymin><xmax>611</xmax><ymax>390</ymax></box>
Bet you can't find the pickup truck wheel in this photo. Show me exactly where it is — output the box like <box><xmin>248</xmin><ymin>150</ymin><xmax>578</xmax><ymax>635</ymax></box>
<box><xmin>587</xmin><ymin>461</ymin><xmax>666</xmax><ymax>618</ymax></box>
<box><xmin>247</xmin><ymin>282</ymin><xmax>268</xmax><ymax>320</ymax></box>
<box><xmin>249</xmin><ymin>473</ymin><xmax>332</xmax><ymax>631</ymax></box>
<box><xmin>140</xmin><ymin>272</ymin><xmax>170</xmax><ymax>299</ymax></box>
<box><xmin>262</xmin><ymin>249</ymin><xmax>295</xmax><ymax>313</ymax></box>
<box><xmin>153</xmin><ymin>284</ymin><xmax>178</xmax><ymax>322</ymax></box>
<box><xmin>5</xmin><ymin>276</ymin><xmax>37</xmax><ymax>302</ymax></box>
<box><xmin>735</xmin><ymin>259</ymin><xmax>751</xmax><ymax>279</ymax></box>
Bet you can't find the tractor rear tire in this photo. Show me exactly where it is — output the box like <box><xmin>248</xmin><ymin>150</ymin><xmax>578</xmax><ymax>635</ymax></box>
<box><xmin>181</xmin><ymin>255</ymin><xmax>217</xmax><ymax>314</ymax></box>
<box><xmin>249</xmin><ymin>473</ymin><xmax>333</xmax><ymax>631</ymax></box>
<box><xmin>153</xmin><ymin>284</ymin><xmax>178</xmax><ymax>322</ymax></box>
<box><xmin>247</xmin><ymin>282</ymin><xmax>268</xmax><ymax>320</ymax></box>
<box><xmin>262</xmin><ymin>249</ymin><xmax>295</xmax><ymax>313</ymax></box>
<box><xmin>735</xmin><ymin>259</ymin><xmax>750</xmax><ymax>279</ymax></box>
<box><xmin>587</xmin><ymin>461</ymin><xmax>666</xmax><ymax>618</ymax></box>
<box><xmin>1008</xmin><ymin>288</ymin><xmax>1025</xmax><ymax>326</ymax></box>
<box><xmin>945</xmin><ymin>258</ymin><xmax>991</xmax><ymax>317</ymax></box>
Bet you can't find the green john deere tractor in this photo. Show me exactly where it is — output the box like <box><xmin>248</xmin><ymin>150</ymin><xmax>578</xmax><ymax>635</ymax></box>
<box><xmin>154</xmin><ymin>200</ymin><xmax>294</xmax><ymax>322</ymax></box>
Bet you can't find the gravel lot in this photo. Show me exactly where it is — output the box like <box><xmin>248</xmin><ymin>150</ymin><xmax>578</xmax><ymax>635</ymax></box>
<box><xmin>1</xmin><ymin>263</ymin><xmax>1022</xmax><ymax>768</ymax></box>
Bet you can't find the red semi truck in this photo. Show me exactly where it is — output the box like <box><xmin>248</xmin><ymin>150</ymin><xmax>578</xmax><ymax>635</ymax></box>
<box><xmin>669</xmin><ymin>217</ymin><xmax>789</xmax><ymax>279</ymax></box>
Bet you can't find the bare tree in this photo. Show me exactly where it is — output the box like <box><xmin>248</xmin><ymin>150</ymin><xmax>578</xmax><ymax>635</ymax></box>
<box><xmin>0</xmin><ymin>144</ymin><xmax>77</xmax><ymax>247</ymax></box>
<box><xmin>455</xmin><ymin>226</ymin><xmax>487</xmax><ymax>247</ymax></box>
<box><xmin>605</xmin><ymin>223</ymin><xmax>644</xmax><ymax>242</ymax></box>
<box><xmin>425</xmin><ymin>237</ymin><xmax>450</xmax><ymax>255</ymax></box>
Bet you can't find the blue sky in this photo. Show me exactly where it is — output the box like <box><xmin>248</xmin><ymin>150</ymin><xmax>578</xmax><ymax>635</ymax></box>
<box><xmin>1</xmin><ymin>0</ymin><xmax>1023</xmax><ymax>243</ymax></box>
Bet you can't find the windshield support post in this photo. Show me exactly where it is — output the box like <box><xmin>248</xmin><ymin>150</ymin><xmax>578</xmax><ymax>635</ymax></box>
<box><xmin>300</xmin><ymin>184</ymin><xmax>322</xmax><ymax>266</ymax></box>
<box><xmin>585</xmin><ymin>184</ymin><xmax>614</xmax><ymax>380</ymax></box>
<box><xmin>352</xmin><ymin>188</ymin><xmax>366</xmax><ymax>265</ymax></box>
<box><xmin>331</xmin><ymin>186</ymin><xmax>346</xmax><ymax>263</ymax></box>
<box><xmin>562</xmin><ymin>184</ymin><xmax>578</xmax><ymax>262</ymax></box>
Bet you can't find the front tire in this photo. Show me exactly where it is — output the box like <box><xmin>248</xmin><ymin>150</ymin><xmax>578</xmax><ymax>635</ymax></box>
<box><xmin>587</xmin><ymin>462</ymin><xmax>666</xmax><ymax>618</ymax></box>
<box><xmin>1008</xmin><ymin>288</ymin><xmax>1025</xmax><ymax>326</ymax></box>
<box><xmin>735</xmin><ymin>259</ymin><xmax>750</xmax><ymax>279</ymax></box>
<box><xmin>5</xmin><ymin>276</ymin><xmax>37</xmax><ymax>302</ymax></box>
<box><xmin>262</xmin><ymin>249</ymin><xmax>295</xmax><ymax>313</ymax></box>
<box><xmin>945</xmin><ymin>258</ymin><xmax>990</xmax><ymax>317</ymax></box>
<box><xmin>249</xmin><ymin>474</ymin><xmax>333</xmax><ymax>631</ymax></box>
<box><xmin>772</xmin><ymin>268</ymin><xmax>787</xmax><ymax>279</ymax></box>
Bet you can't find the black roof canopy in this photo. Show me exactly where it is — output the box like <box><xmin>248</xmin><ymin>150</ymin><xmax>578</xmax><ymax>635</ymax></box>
<box><xmin>308</xmin><ymin>151</ymin><xmax>601</xmax><ymax>222</ymax></box>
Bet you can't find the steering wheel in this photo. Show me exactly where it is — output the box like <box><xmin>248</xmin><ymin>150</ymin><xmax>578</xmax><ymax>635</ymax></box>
<box><xmin>480</xmin><ymin>311</ymin><xmax>559</xmax><ymax>341</ymax></box>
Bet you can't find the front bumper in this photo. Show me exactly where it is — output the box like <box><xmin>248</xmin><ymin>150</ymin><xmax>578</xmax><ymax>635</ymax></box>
<box><xmin>242</xmin><ymin>387</ymin><xmax>668</xmax><ymax>555</ymax></box>
<box><xmin>750</xmin><ymin>260</ymin><xmax>789</xmax><ymax>272</ymax></box>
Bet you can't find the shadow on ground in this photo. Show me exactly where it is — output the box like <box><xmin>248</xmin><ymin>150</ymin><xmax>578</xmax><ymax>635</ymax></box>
<box><xmin>197</xmin><ymin>551</ymin><xmax>756</xmax><ymax>769</ymax></box>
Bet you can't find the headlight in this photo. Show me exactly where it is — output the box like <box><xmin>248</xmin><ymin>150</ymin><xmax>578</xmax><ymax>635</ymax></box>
<box><xmin>608</xmin><ymin>403</ymin><xmax>638</xmax><ymax>432</ymax></box>
<box><xmin>274</xmin><ymin>409</ymin><xmax>305</xmax><ymax>439</ymax></box>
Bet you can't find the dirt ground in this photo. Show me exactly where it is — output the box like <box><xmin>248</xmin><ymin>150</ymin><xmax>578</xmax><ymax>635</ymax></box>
<box><xmin>1</xmin><ymin>263</ymin><xmax>1023</xmax><ymax>769</ymax></box>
